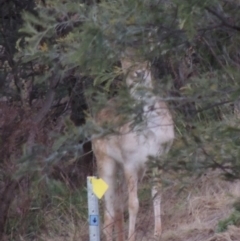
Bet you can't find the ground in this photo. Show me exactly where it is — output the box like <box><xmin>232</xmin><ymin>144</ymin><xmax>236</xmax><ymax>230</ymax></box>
<box><xmin>40</xmin><ymin>171</ymin><xmax>240</xmax><ymax>241</ymax></box>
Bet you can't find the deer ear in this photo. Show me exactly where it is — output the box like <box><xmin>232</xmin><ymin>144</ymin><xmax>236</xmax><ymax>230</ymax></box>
<box><xmin>120</xmin><ymin>48</ymin><xmax>136</xmax><ymax>73</ymax></box>
<box><xmin>120</xmin><ymin>58</ymin><xmax>133</xmax><ymax>73</ymax></box>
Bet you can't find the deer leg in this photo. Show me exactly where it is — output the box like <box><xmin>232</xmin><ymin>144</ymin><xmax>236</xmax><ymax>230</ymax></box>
<box><xmin>98</xmin><ymin>158</ymin><xmax>117</xmax><ymax>241</ymax></box>
<box><xmin>114</xmin><ymin>179</ymin><xmax>125</xmax><ymax>241</ymax></box>
<box><xmin>124</xmin><ymin>166</ymin><xmax>139</xmax><ymax>241</ymax></box>
<box><xmin>152</xmin><ymin>167</ymin><xmax>162</xmax><ymax>237</ymax></box>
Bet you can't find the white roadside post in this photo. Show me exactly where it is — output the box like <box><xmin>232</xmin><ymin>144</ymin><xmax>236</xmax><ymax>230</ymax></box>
<box><xmin>87</xmin><ymin>176</ymin><xmax>108</xmax><ymax>241</ymax></box>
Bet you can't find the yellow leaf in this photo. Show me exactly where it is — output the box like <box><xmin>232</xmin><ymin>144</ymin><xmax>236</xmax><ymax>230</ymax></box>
<box><xmin>180</xmin><ymin>84</ymin><xmax>192</xmax><ymax>91</ymax></box>
<box><xmin>210</xmin><ymin>84</ymin><xmax>217</xmax><ymax>90</ymax></box>
<box><xmin>126</xmin><ymin>16</ymin><xmax>135</xmax><ymax>25</ymax></box>
<box><xmin>179</xmin><ymin>18</ymin><xmax>187</xmax><ymax>30</ymax></box>
<box><xmin>39</xmin><ymin>42</ymin><xmax>48</xmax><ymax>52</ymax></box>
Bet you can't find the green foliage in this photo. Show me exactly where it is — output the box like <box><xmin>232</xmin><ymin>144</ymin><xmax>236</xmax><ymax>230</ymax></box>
<box><xmin>5</xmin><ymin>177</ymin><xmax>87</xmax><ymax>239</ymax></box>
<box><xmin>217</xmin><ymin>210</ymin><xmax>240</xmax><ymax>232</ymax></box>
<box><xmin>10</xmin><ymin>0</ymin><xmax>240</xmax><ymax>198</ymax></box>
<box><xmin>46</xmin><ymin>179</ymin><xmax>88</xmax><ymax>218</ymax></box>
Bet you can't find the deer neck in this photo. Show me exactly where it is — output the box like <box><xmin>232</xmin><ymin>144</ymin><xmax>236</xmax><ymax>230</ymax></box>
<box><xmin>127</xmin><ymin>69</ymin><xmax>156</xmax><ymax>107</ymax></box>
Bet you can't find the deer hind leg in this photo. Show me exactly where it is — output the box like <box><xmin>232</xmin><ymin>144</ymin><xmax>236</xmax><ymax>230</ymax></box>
<box><xmin>114</xmin><ymin>177</ymin><xmax>125</xmax><ymax>241</ymax></box>
<box><xmin>124</xmin><ymin>166</ymin><xmax>139</xmax><ymax>241</ymax></box>
<box><xmin>98</xmin><ymin>158</ymin><xmax>124</xmax><ymax>241</ymax></box>
<box><xmin>152</xmin><ymin>166</ymin><xmax>162</xmax><ymax>237</ymax></box>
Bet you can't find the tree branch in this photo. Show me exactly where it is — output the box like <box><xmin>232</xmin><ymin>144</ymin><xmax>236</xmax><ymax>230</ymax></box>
<box><xmin>205</xmin><ymin>6</ymin><xmax>240</xmax><ymax>32</ymax></box>
<box><xmin>192</xmin><ymin>100</ymin><xmax>232</xmax><ymax>115</ymax></box>
<box><xmin>33</xmin><ymin>72</ymin><xmax>60</xmax><ymax>124</ymax></box>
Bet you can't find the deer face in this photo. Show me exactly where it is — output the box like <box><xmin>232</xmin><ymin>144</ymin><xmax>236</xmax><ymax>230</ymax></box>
<box><xmin>121</xmin><ymin>60</ymin><xmax>153</xmax><ymax>97</ymax></box>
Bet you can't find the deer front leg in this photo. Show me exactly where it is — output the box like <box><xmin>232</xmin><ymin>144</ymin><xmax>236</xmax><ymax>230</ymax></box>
<box><xmin>103</xmin><ymin>176</ymin><xmax>125</xmax><ymax>241</ymax></box>
<box><xmin>152</xmin><ymin>167</ymin><xmax>162</xmax><ymax>237</ymax></box>
<box><xmin>114</xmin><ymin>181</ymin><xmax>125</xmax><ymax>241</ymax></box>
<box><xmin>124</xmin><ymin>167</ymin><xmax>139</xmax><ymax>241</ymax></box>
<box><xmin>98</xmin><ymin>158</ymin><xmax>117</xmax><ymax>241</ymax></box>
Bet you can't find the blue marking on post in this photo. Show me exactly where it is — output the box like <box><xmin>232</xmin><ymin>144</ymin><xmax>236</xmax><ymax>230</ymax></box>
<box><xmin>89</xmin><ymin>215</ymin><xmax>99</xmax><ymax>226</ymax></box>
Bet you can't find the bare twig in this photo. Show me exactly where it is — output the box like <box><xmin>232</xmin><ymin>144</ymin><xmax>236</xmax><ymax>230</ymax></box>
<box><xmin>200</xmin><ymin>145</ymin><xmax>234</xmax><ymax>177</ymax></box>
<box><xmin>205</xmin><ymin>7</ymin><xmax>240</xmax><ymax>32</ymax></box>
<box><xmin>192</xmin><ymin>100</ymin><xmax>232</xmax><ymax>115</ymax></box>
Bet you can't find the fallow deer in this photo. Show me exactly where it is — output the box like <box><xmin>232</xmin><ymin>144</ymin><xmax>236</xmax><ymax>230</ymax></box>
<box><xmin>92</xmin><ymin>49</ymin><xmax>174</xmax><ymax>241</ymax></box>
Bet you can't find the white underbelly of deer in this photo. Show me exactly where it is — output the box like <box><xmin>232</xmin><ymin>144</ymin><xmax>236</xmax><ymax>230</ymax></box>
<box><xmin>92</xmin><ymin>50</ymin><xmax>174</xmax><ymax>241</ymax></box>
<box><xmin>106</xmin><ymin>119</ymin><xmax>173</xmax><ymax>166</ymax></box>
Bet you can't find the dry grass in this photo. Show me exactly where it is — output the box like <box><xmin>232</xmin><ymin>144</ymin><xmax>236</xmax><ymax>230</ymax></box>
<box><xmin>159</xmin><ymin>172</ymin><xmax>240</xmax><ymax>241</ymax></box>
<box><xmin>37</xmin><ymin>171</ymin><xmax>240</xmax><ymax>241</ymax></box>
